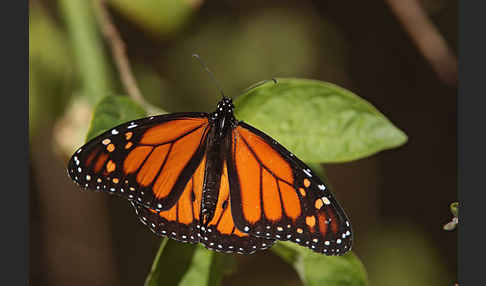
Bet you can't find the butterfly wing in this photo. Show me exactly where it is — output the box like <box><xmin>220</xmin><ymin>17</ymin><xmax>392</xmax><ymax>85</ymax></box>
<box><xmin>131</xmin><ymin>154</ymin><xmax>207</xmax><ymax>244</ymax></box>
<box><xmin>67</xmin><ymin>113</ymin><xmax>210</xmax><ymax>212</ymax></box>
<box><xmin>132</xmin><ymin>157</ymin><xmax>275</xmax><ymax>254</ymax></box>
<box><xmin>226</xmin><ymin>122</ymin><xmax>353</xmax><ymax>255</ymax></box>
<box><xmin>200</xmin><ymin>160</ymin><xmax>275</xmax><ymax>254</ymax></box>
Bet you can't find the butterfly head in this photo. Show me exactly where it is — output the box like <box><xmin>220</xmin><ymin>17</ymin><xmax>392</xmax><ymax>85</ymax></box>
<box><xmin>219</xmin><ymin>96</ymin><xmax>234</xmax><ymax>110</ymax></box>
<box><xmin>211</xmin><ymin>96</ymin><xmax>234</xmax><ymax>120</ymax></box>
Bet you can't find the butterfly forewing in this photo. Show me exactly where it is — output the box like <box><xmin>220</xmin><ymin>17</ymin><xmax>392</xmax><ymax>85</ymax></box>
<box><xmin>67</xmin><ymin>113</ymin><xmax>209</xmax><ymax>212</ymax></box>
<box><xmin>226</xmin><ymin>123</ymin><xmax>353</xmax><ymax>255</ymax></box>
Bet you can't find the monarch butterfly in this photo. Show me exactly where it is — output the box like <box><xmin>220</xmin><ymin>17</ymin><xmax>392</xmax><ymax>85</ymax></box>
<box><xmin>67</xmin><ymin>95</ymin><xmax>353</xmax><ymax>255</ymax></box>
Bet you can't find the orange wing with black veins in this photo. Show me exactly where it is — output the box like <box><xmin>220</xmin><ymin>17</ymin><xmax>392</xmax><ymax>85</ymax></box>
<box><xmin>68</xmin><ymin>114</ymin><xmax>210</xmax><ymax>213</ymax></box>
<box><xmin>198</xmin><ymin>161</ymin><xmax>275</xmax><ymax>254</ymax></box>
<box><xmin>131</xmin><ymin>154</ymin><xmax>207</xmax><ymax>244</ymax></box>
<box><xmin>226</xmin><ymin>123</ymin><xmax>353</xmax><ymax>255</ymax></box>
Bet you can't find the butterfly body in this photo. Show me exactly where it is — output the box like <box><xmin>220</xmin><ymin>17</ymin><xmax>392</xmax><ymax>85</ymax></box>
<box><xmin>68</xmin><ymin>96</ymin><xmax>352</xmax><ymax>255</ymax></box>
<box><xmin>200</xmin><ymin>97</ymin><xmax>236</xmax><ymax>225</ymax></box>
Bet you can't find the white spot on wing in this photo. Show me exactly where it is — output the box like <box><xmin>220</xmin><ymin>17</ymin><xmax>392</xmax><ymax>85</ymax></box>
<box><xmin>127</xmin><ymin>122</ymin><xmax>138</xmax><ymax>129</ymax></box>
<box><xmin>111</xmin><ymin>129</ymin><xmax>119</xmax><ymax>135</ymax></box>
<box><xmin>303</xmin><ymin>169</ymin><xmax>312</xmax><ymax>177</ymax></box>
<box><xmin>322</xmin><ymin>196</ymin><xmax>331</xmax><ymax>205</ymax></box>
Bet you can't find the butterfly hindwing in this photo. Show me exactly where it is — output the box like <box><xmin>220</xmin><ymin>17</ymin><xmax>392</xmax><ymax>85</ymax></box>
<box><xmin>67</xmin><ymin>113</ymin><xmax>209</xmax><ymax>212</ymax></box>
<box><xmin>227</xmin><ymin>122</ymin><xmax>353</xmax><ymax>255</ymax></box>
<box><xmin>130</xmin><ymin>153</ymin><xmax>207</xmax><ymax>243</ymax></box>
<box><xmin>131</xmin><ymin>156</ymin><xmax>275</xmax><ymax>254</ymax></box>
<box><xmin>199</xmin><ymin>160</ymin><xmax>275</xmax><ymax>254</ymax></box>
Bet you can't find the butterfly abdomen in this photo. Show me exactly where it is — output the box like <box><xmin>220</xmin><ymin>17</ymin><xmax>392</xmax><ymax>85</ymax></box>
<box><xmin>200</xmin><ymin>125</ymin><xmax>226</xmax><ymax>225</ymax></box>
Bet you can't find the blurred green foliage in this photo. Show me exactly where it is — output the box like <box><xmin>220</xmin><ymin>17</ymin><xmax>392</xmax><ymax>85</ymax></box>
<box><xmin>361</xmin><ymin>224</ymin><xmax>451</xmax><ymax>286</ymax></box>
<box><xmin>58</xmin><ymin>0</ymin><xmax>113</xmax><ymax>101</ymax></box>
<box><xmin>29</xmin><ymin>2</ymin><xmax>74</xmax><ymax>137</ymax></box>
<box><xmin>109</xmin><ymin>0</ymin><xmax>197</xmax><ymax>36</ymax></box>
<box><xmin>163</xmin><ymin>7</ymin><xmax>348</xmax><ymax>112</ymax></box>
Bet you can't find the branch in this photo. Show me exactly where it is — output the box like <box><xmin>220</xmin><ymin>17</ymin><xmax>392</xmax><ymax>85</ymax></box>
<box><xmin>92</xmin><ymin>0</ymin><xmax>157</xmax><ymax>112</ymax></box>
<box><xmin>385</xmin><ymin>0</ymin><xmax>457</xmax><ymax>86</ymax></box>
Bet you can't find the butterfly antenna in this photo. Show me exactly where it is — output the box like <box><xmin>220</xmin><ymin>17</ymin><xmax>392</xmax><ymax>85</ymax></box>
<box><xmin>242</xmin><ymin>78</ymin><xmax>278</xmax><ymax>94</ymax></box>
<box><xmin>192</xmin><ymin>54</ymin><xmax>226</xmax><ymax>98</ymax></box>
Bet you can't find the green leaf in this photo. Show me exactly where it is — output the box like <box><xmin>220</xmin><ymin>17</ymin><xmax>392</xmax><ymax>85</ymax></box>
<box><xmin>145</xmin><ymin>239</ymin><xmax>198</xmax><ymax>286</ymax></box>
<box><xmin>178</xmin><ymin>246</ymin><xmax>213</xmax><ymax>286</ymax></box>
<box><xmin>450</xmin><ymin>202</ymin><xmax>458</xmax><ymax>217</ymax></box>
<box><xmin>272</xmin><ymin>241</ymin><xmax>368</xmax><ymax>286</ymax></box>
<box><xmin>234</xmin><ymin>78</ymin><xmax>407</xmax><ymax>163</ymax></box>
<box><xmin>86</xmin><ymin>95</ymin><xmax>147</xmax><ymax>142</ymax></box>
<box><xmin>145</xmin><ymin>239</ymin><xmax>235</xmax><ymax>286</ymax></box>
<box><xmin>207</xmin><ymin>252</ymin><xmax>236</xmax><ymax>286</ymax></box>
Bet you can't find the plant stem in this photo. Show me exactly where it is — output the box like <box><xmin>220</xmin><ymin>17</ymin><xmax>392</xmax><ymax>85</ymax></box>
<box><xmin>385</xmin><ymin>0</ymin><xmax>457</xmax><ymax>86</ymax></box>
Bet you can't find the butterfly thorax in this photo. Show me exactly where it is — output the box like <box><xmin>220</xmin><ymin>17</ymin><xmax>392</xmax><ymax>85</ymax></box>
<box><xmin>209</xmin><ymin>96</ymin><xmax>237</xmax><ymax>138</ymax></box>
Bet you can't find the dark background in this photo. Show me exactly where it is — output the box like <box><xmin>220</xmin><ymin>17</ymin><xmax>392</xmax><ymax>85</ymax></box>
<box><xmin>30</xmin><ymin>0</ymin><xmax>457</xmax><ymax>285</ymax></box>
